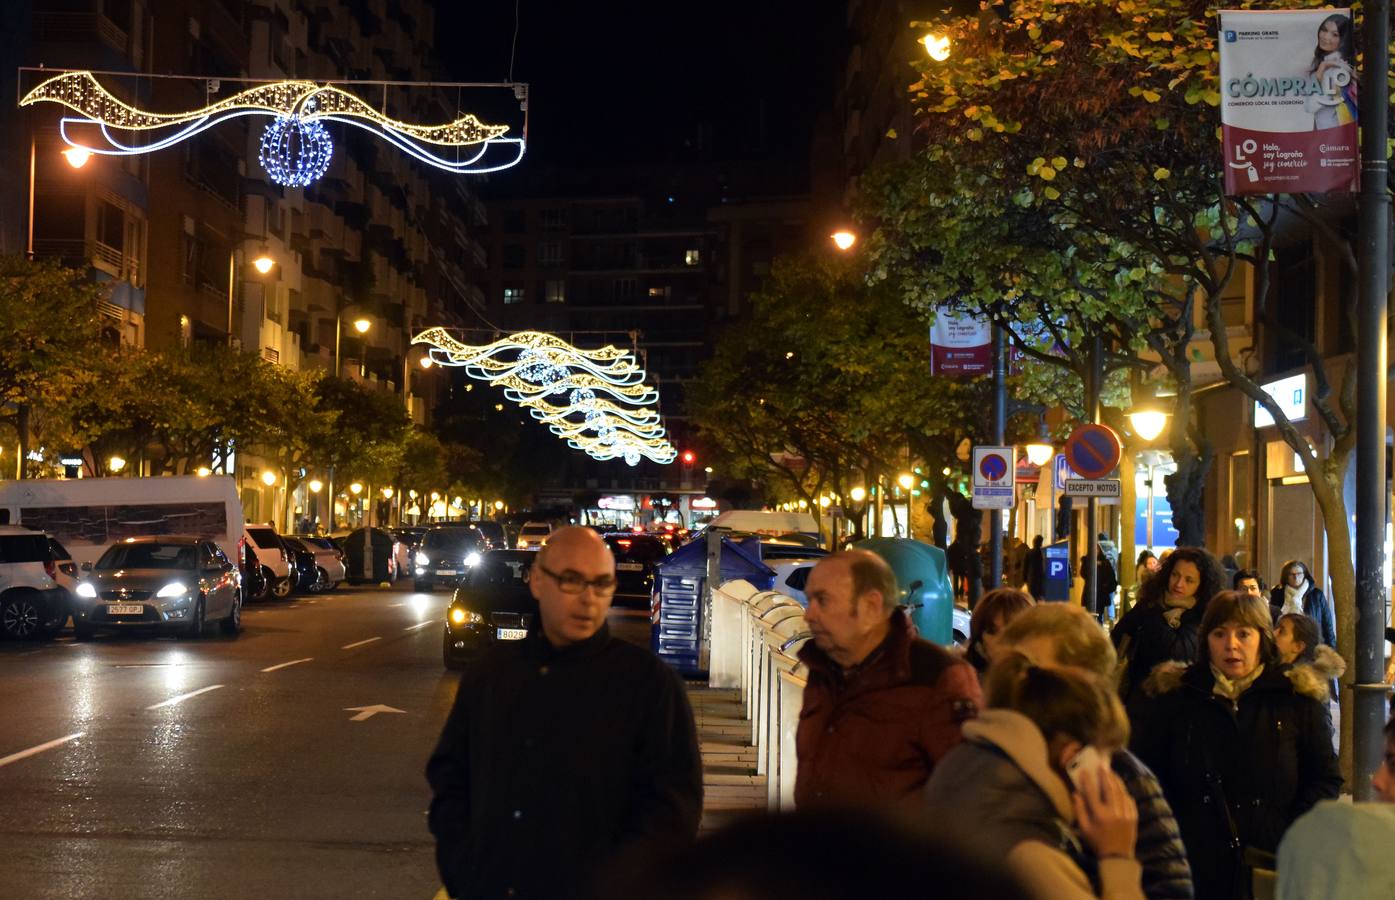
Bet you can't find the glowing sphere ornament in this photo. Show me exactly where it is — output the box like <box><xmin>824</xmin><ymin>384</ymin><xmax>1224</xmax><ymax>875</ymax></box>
<box><xmin>259</xmin><ymin>115</ymin><xmax>333</xmax><ymax>187</ymax></box>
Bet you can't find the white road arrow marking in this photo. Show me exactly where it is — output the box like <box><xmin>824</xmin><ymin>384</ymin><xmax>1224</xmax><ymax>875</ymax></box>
<box><xmin>345</xmin><ymin>704</ymin><xmax>406</xmax><ymax>722</ymax></box>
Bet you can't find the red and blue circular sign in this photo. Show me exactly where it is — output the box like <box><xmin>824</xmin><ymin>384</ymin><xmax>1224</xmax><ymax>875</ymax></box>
<box><xmin>1064</xmin><ymin>424</ymin><xmax>1122</xmax><ymax>481</ymax></box>
<box><xmin>978</xmin><ymin>452</ymin><xmax>1009</xmax><ymax>482</ymax></box>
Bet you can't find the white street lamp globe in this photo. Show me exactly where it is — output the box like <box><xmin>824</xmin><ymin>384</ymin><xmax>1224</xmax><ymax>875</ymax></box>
<box><xmin>1129</xmin><ymin>410</ymin><xmax>1169</xmax><ymax>442</ymax></box>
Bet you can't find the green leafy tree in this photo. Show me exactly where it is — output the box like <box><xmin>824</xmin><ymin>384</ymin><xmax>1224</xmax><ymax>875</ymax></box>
<box><xmin>0</xmin><ymin>256</ymin><xmax>105</xmax><ymax>477</ymax></box>
<box><xmin>899</xmin><ymin>0</ymin><xmax>1394</xmax><ymax>775</ymax></box>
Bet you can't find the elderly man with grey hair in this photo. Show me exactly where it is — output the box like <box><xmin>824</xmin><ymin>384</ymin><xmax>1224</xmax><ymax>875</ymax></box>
<box><xmin>795</xmin><ymin>549</ymin><xmax>982</xmax><ymax>808</ymax></box>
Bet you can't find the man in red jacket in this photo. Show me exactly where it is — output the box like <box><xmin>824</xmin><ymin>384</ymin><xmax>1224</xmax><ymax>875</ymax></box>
<box><xmin>795</xmin><ymin>549</ymin><xmax>981</xmax><ymax>808</ymax></box>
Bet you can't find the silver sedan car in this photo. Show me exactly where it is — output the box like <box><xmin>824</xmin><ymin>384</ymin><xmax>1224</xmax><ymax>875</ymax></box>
<box><xmin>72</xmin><ymin>537</ymin><xmax>242</xmax><ymax>639</ymax></box>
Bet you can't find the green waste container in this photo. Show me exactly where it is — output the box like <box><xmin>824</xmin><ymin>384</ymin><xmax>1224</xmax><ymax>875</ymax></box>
<box><xmin>851</xmin><ymin>537</ymin><xmax>954</xmax><ymax>646</ymax></box>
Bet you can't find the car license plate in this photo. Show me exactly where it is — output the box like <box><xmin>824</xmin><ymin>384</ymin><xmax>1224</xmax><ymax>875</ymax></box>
<box><xmin>496</xmin><ymin>627</ymin><xmax>527</xmax><ymax>641</ymax></box>
<box><xmin>436</xmin><ymin>569</ymin><xmax>457</xmax><ymax>576</ymax></box>
<box><xmin>107</xmin><ymin>604</ymin><xmax>143</xmax><ymax>615</ymax></box>
<box><xmin>616</xmin><ymin>562</ymin><xmax>644</xmax><ymax>572</ymax></box>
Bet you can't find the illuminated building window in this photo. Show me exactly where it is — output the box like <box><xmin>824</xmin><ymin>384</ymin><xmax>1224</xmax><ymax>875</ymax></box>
<box><xmin>684</xmin><ymin>249</ymin><xmax>701</xmax><ymax>266</ymax></box>
<box><xmin>503</xmin><ymin>286</ymin><xmax>525</xmax><ymax>305</ymax></box>
<box><xmin>545</xmin><ymin>280</ymin><xmax>566</xmax><ymax>303</ymax></box>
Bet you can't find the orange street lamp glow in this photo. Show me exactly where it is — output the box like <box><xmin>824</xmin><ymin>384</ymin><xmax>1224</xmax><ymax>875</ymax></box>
<box><xmin>353</xmin><ymin>317</ymin><xmax>372</xmax><ymax>334</ymax></box>
<box><xmin>831</xmin><ymin>230</ymin><xmax>857</xmax><ymax>251</ymax></box>
<box><xmin>922</xmin><ymin>34</ymin><xmax>951</xmax><ymax>61</ymax></box>
<box><xmin>419</xmin><ymin>356</ymin><xmax>434</xmax><ymax>368</ymax></box>
<box><xmin>252</xmin><ymin>255</ymin><xmax>275</xmax><ymax>274</ymax></box>
<box><xmin>62</xmin><ymin>147</ymin><xmax>92</xmax><ymax>168</ymax></box>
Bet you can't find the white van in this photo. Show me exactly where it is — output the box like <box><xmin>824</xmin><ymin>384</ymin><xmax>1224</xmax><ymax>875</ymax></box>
<box><xmin>704</xmin><ymin>510</ymin><xmax>822</xmax><ymax>544</ymax></box>
<box><xmin>0</xmin><ymin>476</ymin><xmax>245</xmax><ymax>569</ymax></box>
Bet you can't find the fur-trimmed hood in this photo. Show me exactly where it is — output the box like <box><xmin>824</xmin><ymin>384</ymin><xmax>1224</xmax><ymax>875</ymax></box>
<box><xmin>1141</xmin><ymin>654</ymin><xmax>1336</xmax><ymax>703</ymax></box>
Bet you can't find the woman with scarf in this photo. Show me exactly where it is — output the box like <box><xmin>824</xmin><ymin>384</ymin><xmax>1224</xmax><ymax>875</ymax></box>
<box><xmin>1111</xmin><ymin>547</ymin><xmax>1227</xmax><ymax>706</ymax></box>
<box><xmin>1130</xmin><ymin>592</ymin><xmax>1342</xmax><ymax>900</ymax></box>
<box><xmin>1268</xmin><ymin>560</ymin><xmax>1336</xmax><ymax>651</ymax></box>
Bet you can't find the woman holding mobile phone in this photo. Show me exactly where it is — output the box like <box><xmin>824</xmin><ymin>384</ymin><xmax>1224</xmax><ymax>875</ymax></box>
<box><xmin>924</xmin><ymin>652</ymin><xmax>1144</xmax><ymax>899</ymax></box>
<box><xmin>1130</xmin><ymin>591</ymin><xmax>1342</xmax><ymax>899</ymax></box>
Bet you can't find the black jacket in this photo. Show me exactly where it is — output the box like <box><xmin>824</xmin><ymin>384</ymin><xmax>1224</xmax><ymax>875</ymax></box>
<box><xmin>1130</xmin><ymin>661</ymin><xmax>1342</xmax><ymax>900</ymax></box>
<box><xmin>1111</xmin><ymin>601</ymin><xmax>1205</xmax><ymax>705</ymax></box>
<box><xmin>426</xmin><ymin>625</ymin><xmax>703</xmax><ymax>900</ymax></box>
<box><xmin>1268</xmin><ymin>583</ymin><xmax>1337</xmax><ymax>649</ymax></box>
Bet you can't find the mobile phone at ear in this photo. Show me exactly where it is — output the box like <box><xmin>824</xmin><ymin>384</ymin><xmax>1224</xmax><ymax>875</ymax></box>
<box><xmin>1066</xmin><ymin>745</ymin><xmax>1109</xmax><ymax>790</ymax></box>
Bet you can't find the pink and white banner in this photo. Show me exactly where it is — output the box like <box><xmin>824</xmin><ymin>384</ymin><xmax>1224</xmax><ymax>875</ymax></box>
<box><xmin>929</xmin><ymin>311</ymin><xmax>991</xmax><ymax>376</ymax></box>
<box><xmin>1219</xmin><ymin>8</ymin><xmax>1358</xmax><ymax>195</ymax></box>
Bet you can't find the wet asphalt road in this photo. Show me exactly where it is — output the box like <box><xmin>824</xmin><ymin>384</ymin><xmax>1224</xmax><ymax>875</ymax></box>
<box><xmin>0</xmin><ymin>584</ymin><xmax>653</xmax><ymax>899</ymax></box>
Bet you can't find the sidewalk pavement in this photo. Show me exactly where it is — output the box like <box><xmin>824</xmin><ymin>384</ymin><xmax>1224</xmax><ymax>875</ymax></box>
<box><xmin>688</xmin><ymin>684</ymin><xmax>767</xmax><ymax>831</ymax></box>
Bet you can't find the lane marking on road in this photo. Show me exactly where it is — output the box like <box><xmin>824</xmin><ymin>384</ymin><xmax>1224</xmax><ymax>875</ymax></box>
<box><xmin>341</xmin><ymin>637</ymin><xmax>381</xmax><ymax>650</ymax></box>
<box><xmin>261</xmin><ymin>657</ymin><xmax>314</xmax><ymax>673</ymax></box>
<box><xmin>145</xmin><ymin>684</ymin><xmax>224</xmax><ymax>710</ymax></box>
<box><xmin>403</xmin><ymin>621</ymin><xmax>436</xmax><ymax>632</ymax></box>
<box><xmin>0</xmin><ymin>732</ymin><xmax>84</xmax><ymax>769</ymax></box>
<box><xmin>345</xmin><ymin>704</ymin><xmax>406</xmax><ymax>722</ymax></box>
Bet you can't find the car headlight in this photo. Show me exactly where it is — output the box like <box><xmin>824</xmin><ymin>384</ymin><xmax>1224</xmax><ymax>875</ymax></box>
<box><xmin>415</xmin><ymin>551</ymin><xmax>430</xmax><ymax>566</ymax></box>
<box><xmin>157</xmin><ymin>582</ymin><xmax>189</xmax><ymax>598</ymax></box>
<box><xmin>449</xmin><ymin>607</ymin><xmax>483</xmax><ymax>625</ymax></box>
<box><xmin>76</xmin><ymin>582</ymin><xmax>97</xmax><ymax>599</ymax></box>
<box><xmin>464</xmin><ymin>552</ymin><xmax>481</xmax><ymax>567</ymax></box>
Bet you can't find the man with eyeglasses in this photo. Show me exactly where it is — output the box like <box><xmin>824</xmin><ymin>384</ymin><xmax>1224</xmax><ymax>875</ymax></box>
<box><xmin>427</xmin><ymin>526</ymin><xmax>702</xmax><ymax>900</ymax></box>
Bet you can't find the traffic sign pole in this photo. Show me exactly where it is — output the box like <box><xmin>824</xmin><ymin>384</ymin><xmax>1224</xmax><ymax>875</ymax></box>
<box><xmin>990</xmin><ymin>326</ymin><xmax>1006</xmax><ymax>593</ymax></box>
<box><xmin>1085</xmin><ymin>338</ymin><xmax>1101</xmax><ymax>620</ymax></box>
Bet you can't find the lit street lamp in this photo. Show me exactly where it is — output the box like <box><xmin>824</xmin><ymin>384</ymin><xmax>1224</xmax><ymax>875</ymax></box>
<box><xmin>922</xmin><ymin>33</ymin><xmax>951</xmax><ymax>61</ymax></box>
<box><xmin>61</xmin><ymin>147</ymin><xmax>91</xmax><ymax>168</ymax></box>
<box><xmin>831</xmin><ymin>230</ymin><xmax>857</xmax><ymax>251</ymax></box>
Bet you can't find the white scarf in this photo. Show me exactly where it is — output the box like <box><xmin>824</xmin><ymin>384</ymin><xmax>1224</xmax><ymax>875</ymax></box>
<box><xmin>1282</xmin><ymin>582</ymin><xmax>1306</xmax><ymax>616</ymax></box>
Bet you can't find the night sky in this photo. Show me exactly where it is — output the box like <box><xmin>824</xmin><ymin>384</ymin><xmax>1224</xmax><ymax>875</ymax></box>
<box><xmin>433</xmin><ymin>1</ymin><xmax>846</xmax><ymax>171</ymax></box>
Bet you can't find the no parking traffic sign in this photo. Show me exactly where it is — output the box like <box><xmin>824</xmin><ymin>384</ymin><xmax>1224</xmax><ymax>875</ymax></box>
<box><xmin>1064</xmin><ymin>424</ymin><xmax>1122</xmax><ymax>482</ymax></box>
<box><xmin>971</xmin><ymin>445</ymin><xmax>1015</xmax><ymax>510</ymax></box>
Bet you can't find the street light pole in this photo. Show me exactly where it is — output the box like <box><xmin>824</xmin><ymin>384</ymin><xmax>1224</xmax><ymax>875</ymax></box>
<box><xmin>1353</xmin><ymin>0</ymin><xmax>1391</xmax><ymax>801</ymax></box>
<box><xmin>1083</xmin><ymin>336</ymin><xmax>1102</xmax><ymax>620</ymax></box>
<box><xmin>227</xmin><ymin>249</ymin><xmax>237</xmax><ymax>346</ymax></box>
<box><xmin>990</xmin><ymin>324</ymin><xmax>1006</xmax><ymax>590</ymax></box>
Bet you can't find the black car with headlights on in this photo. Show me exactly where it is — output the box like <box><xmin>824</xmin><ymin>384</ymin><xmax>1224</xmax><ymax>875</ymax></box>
<box><xmin>443</xmin><ymin>549</ymin><xmax>538</xmax><ymax>669</ymax></box>
<box><xmin>602</xmin><ymin>532</ymin><xmax>670</xmax><ymax>609</ymax></box>
<box><xmin>413</xmin><ymin>525</ymin><xmax>487</xmax><ymax>592</ymax></box>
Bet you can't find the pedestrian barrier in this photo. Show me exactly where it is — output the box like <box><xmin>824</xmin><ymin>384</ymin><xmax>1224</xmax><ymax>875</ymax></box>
<box><xmin>711</xmin><ymin>579</ymin><xmax>810</xmax><ymax>810</ymax></box>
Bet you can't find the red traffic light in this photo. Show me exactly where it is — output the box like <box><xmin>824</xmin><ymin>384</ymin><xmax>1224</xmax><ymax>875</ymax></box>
<box><xmin>681</xmin><ymin>450</ymin><xmax>696</xmax><ymax>465</ymax></box>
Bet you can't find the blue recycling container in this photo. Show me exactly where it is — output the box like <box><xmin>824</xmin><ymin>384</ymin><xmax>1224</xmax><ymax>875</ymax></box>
<box><xmin>851</xmin><ymin>537</ymin><xmax>954</xmax><ymax>647</ymax></box>
<box><xmin>652</xmin><ymin>534</ymin><xmax>775</xmax><ymax>675</ymax></box>
<box><xmin>1042</xmin><ymin>540</ymin><xmax>1073</xmax><ymax>602</ymax></box>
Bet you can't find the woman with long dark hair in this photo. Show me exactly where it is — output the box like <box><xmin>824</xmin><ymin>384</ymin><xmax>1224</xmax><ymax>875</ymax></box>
<box><xmin>1111</xmin><ymin>547</ymin><xmax>1226</xmax><ymax>705</ymax></box>
<box><xmin>1268</xmin><ymin>559</ymin><xmax>1336</xmax><ymax>651</ymax></box>
<box><xmin>1307</xmin><ymin>13</ymin><xmax>1357</xmax><ymax>130</ymax></box>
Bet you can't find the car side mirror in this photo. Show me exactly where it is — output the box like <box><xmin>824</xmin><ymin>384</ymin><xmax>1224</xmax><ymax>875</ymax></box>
<box><xmin>80</xmin><ymin>561</ymin><xmax>93</xmax><ymax>572</ymax></box>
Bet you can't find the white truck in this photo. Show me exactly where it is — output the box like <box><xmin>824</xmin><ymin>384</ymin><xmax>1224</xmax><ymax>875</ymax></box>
<box><xmin>0</xmin><ymin>475</ymin><xmax>246</xmax><ymax>569</ymax></box>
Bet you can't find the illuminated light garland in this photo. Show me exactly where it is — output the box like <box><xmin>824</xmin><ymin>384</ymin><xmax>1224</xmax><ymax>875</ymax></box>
<box><xmin>412</xmin><ymin>328</ymin><xmax>676</xmax><ymax>466</ymax></box>
<box><xmin>258</xmin><ymin>114</ymin><xmax>333</xmax><ymax>187</ymax></box>
<box><xmin>19</xmin><ymin>71</ymin><xmax>524</xmax><ymax>184</ymax></box>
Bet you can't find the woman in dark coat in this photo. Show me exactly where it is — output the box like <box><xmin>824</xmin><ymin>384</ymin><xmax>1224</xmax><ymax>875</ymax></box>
<box><xmin>1268</xmin><ymin>560</ymin><xmax>1336</xmax><ymax>650</ymax></box>
<box><xmin>1130</xmin><ymin>592</ymin><xmax>1342</xmax><ymax>900</ymax></box>
<box><xmin>1111</xmin><ymin>547</ymin><xmax>1227</xmax><ymax>705</ymax></box>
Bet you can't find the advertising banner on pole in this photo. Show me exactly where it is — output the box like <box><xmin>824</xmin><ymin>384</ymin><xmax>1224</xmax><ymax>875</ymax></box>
<box><xmin>1219</xmin><ymin>8</ymin><xmax>1359</xmax><ymax>195</ymax></box>
<box><xmin>929</xmin><ymin>311</ymin><xmax>991</xmax><ymax>376</ymax></box>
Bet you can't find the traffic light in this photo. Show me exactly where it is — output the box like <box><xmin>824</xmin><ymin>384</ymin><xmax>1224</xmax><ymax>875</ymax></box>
<box><xmin>681</xmin><ymin>450</ymin><xmax>695</xmax><ymax>470</ymax></box>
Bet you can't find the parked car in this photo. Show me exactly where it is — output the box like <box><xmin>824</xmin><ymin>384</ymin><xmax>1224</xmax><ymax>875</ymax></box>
<box><xmin>516</xmin><ymin>521</ymin><xmax>553</xmax><ymax>550</ymax></box>
<box><xmin>239</xmin><ymin>540</ymin><xmax>268</xmax><ymax>606</ymax></box>
<box><xmin>443</xmin><ymin>550</ymin><xmax>539</xmax><ymax>669</ymax></box>
<box><xmin>47</xmin><ymin>536</ymin><xmax>80</xmax><ymax>601</ymax></box>
<box><xmin>291</xmin><ymin>535</ymin><xmax>346</xmax><ymax>591</ymax></box>
<box><xmin>414</xmin><ymin>526</ymin><xmax>486</xmax><ymax>592</ymax></box>
<box><xmin>244</xmin><ymin>526</ymin><xmax>294</xmax><ymax>599</ymax></box>
<box><xmin>473</xmin><ymin>521</ymin><xmax>508</xmax><ymax>550</ymax></box>
<box><xmin>0</xmin><ymin>526</ymin><xmax>70</xmax><ymax>640</ymax></box>
<box><xmin>602</xmin><ymin>532</ymin><xmax>670</xmax><ymax>610</ymax></box>
<box><xmin>72</xmin><ymin>537</ymin><xmax>241</xmax><ymax>639</ymax></box>
<box><xmin>280</xmin><ymin>537</ymin><xmax>322</xmax><ymax>594</ymax></box>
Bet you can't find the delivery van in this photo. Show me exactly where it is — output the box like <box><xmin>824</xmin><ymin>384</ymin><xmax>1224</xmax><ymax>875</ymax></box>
<box><xmin>0</xmin><ymin>476</ymin><xmax>245</xmax><ymax>568</ymax></box>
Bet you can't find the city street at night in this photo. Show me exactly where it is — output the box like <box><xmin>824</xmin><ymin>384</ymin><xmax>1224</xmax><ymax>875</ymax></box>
<box><xmin>0</xmin><ymin>588</ymin><xmax>651</xmax><ymax>899</ymax></box>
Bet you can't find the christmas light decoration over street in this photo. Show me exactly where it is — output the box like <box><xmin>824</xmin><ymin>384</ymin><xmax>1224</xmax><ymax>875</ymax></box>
<box><xmin>19</xmin><ymin>71</ymin><xmax>525</xmax><ymax>186</ymax></box>
<box><xmin>412</xmin><ymin>329</ymin><xmax>677</xmax><ymax>466</ymax></box>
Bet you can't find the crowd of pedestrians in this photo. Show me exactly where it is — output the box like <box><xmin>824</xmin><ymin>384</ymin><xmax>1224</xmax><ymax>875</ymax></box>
<box><xmin>424</xmin><ymin>535</ymin><xmax>1394</xmax><ymax>900</ymax></box>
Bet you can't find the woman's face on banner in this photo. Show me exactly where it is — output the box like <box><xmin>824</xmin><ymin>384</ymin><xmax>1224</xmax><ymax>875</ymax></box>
<box><xmin>1318</xmin><ymin>19</ymin><xmax>1342</xmax><ymax>53</ymax></box>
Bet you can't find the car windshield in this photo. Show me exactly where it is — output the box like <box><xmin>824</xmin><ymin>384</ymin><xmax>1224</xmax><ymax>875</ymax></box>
<box><xmin>247</xmin><ymin>527</ymin><xmax>280</xmax><ymax>546</ymax></box>
<box><xmin>520</xmin><ymin>525</ymin><xmax>550</xmax><ymax>536</ymax></box>
<box><xmin>302</xmin><ymin>537</ymin><xmax>334</xmax><ymax>551</ymax></box>
<box><xmin>282</xmin><ymin>538</ymin><xmax>307</xmax><ymax>552</ymax></box>
<box><xmin>475</xmin><ymin>523</ymin><xmax>504</xmax><ymax>540</ymax></box>
<box><xmin>96</xmin><ymin>543</ymin><xmax>198</xmax><ymax>570</ymax></box>
<box><xmin>466</xmin><ymin>557</ymin><xmax>532</xmax><ymax>588</ymax></box>
<box><xmin>423</xmin><ymin>530</ymin><xmax>480</xmax><ymax>553</ymax></box>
